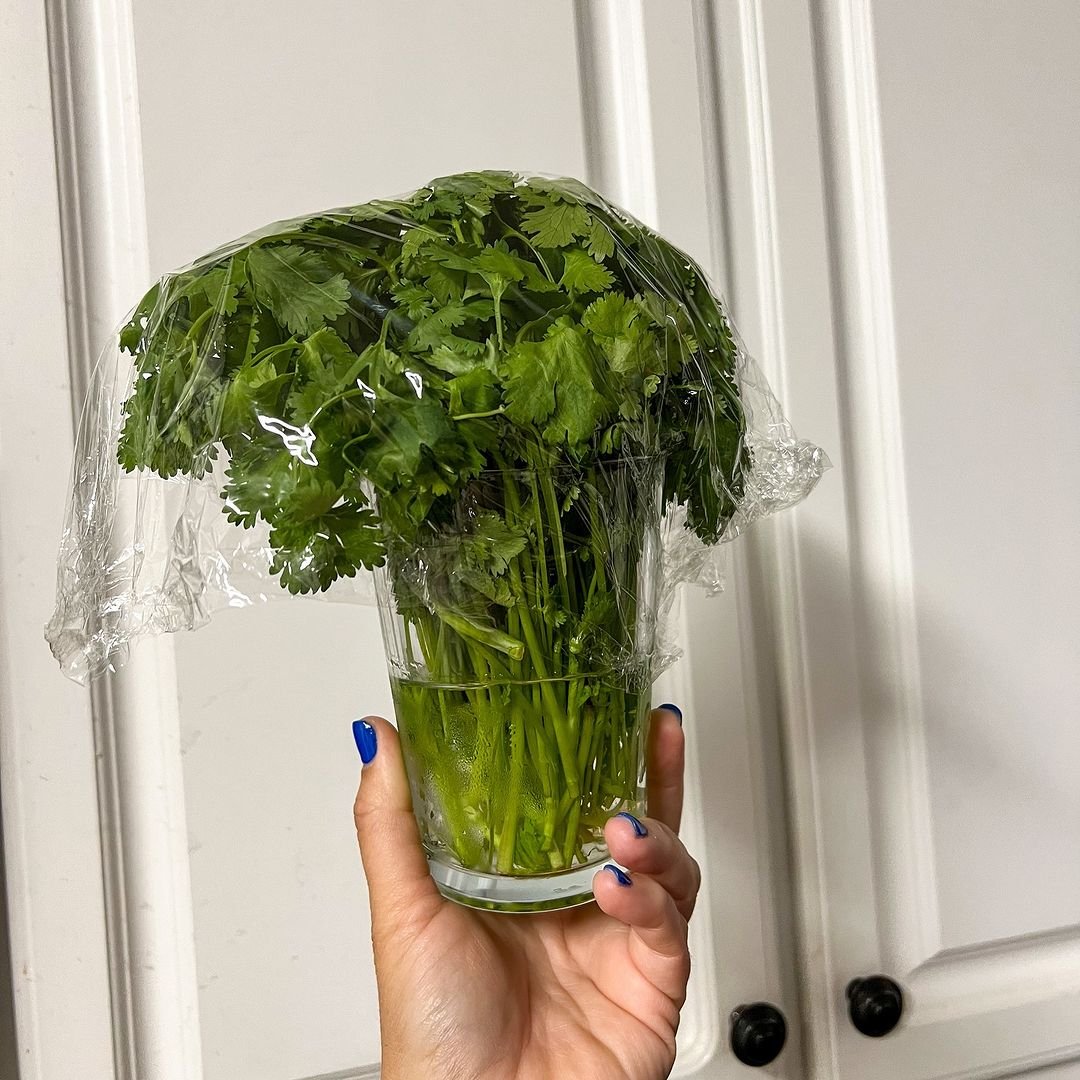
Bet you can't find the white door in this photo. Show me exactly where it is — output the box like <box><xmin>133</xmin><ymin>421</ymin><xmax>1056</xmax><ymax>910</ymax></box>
<box><xmin>708</xmin><ymin>0</ymin><xmax>1080</xmax><ymax>1077</ymax></box>
<box><xmin>4</xmin><ymin>1</ymin><xmax>801</xmax><ymax>1078</ymax></box>
<box><xmin>5</xmin><ymin>2</ymin><xmax>1078</xmax><ymax>1079</ymax></box>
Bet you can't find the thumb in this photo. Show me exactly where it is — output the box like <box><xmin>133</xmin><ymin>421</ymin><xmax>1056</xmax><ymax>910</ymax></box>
<box><xmin>352</xmin><ymin>715</ymin><xmax>441</xmax><ymax>934</ymax></box>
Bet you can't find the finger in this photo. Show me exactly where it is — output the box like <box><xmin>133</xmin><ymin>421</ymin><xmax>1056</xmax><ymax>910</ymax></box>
<box><xmin>352</xmin><ymin>715</ymin><xmax>441</xmax><ymax>936</ymax></box>
<box><xmin>593</xmin><ymin>864</ymin><xmax>691</xmax><ymax>1006</ymax></box>
<box><xmin>646</xmin><ymin>706</ymin><xmax>685</xmax><ymax>834</ymax></box>
<box><xmin>604</xmin><ymin>812</ymin><xmax>702</xmax><ymax>921</ymax></box>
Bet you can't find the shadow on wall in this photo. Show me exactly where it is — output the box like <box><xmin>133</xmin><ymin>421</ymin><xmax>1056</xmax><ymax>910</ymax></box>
<box><xmin>0</xmin><ymin>796</ymin><xmax>18</xmax><ymax>1080</ymax></box>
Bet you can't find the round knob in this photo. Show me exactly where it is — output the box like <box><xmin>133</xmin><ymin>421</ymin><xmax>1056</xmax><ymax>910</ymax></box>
<box><xmin>847</xmin><ymin>976</ymin><xmax>904</xmax><ymax>1037</ymax></box>
<box><xmin>730</xmin><ymin>1002</ymin><xmax>787</xmax><ymax>1067</ymax></box>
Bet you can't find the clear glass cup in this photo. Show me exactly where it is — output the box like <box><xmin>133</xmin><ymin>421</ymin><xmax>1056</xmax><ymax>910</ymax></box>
<box><xmin>373</xmin><ymin>457</ymin><xmax>663</xmax><ymax>912</ymax></box>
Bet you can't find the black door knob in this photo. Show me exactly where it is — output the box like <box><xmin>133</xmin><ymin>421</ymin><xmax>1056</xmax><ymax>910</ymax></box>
<box><xmin>730</xmin><ymin>1002</ymin><xmax>787</xmax><ymax>1067</ymax></box>
<box><xmin>847</xmin><ymin>975</ymin><xmax>904</xmax><ymax>1037</ymax></box>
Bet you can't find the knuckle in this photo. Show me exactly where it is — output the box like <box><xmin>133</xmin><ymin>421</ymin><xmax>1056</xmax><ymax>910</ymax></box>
<box><xmin>353</xmin><ymin>790</ymin><xmax>378</xmax><ymax>835</ymax></box>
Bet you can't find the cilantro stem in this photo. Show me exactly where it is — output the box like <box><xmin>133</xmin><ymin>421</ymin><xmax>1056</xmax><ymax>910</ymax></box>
<box><xmin>185</xmin><ymin>304</ymin><xmax>217</xmax><ymax>343</ymax></box>
<box><xmin>561</xmin><ymin>800</ymin><xmax>582</xmax><ymax>868</ymax></box>
<box><xmin>526</xmin><ymin>470</ymin><xmax>551</xmax><ymax>623</ymax></box>
<box><xmin>450</xmin><ymin>406</ymin><xmax>506</xmax><ymax>421</ymax></box>
<box><xmin>308</xmin><ymin>386</ymin><xmax>371</xmax><ymax>426</ymax></box>
<box><xmin>492</xmin><ymin>212</ymin><xmax>555</xmax><ymax>282</ymax></box>
<box><xmin>493</xmin><ymin>290</ymin><xmax>505</xmax><ymax>350</ymax></box>
<box><xmin>435</xmin><ymin>606</ymin><xmax>525</xmax><ymax>662</ymax></box>
<box><xmin>538</xmin><ymin>467</ymin><xmax>573</xmax><ymax>609</ymax></box>
<box><xmin>506</xmin><ymin>580</ymin><xmax>579</xmax><ymax>799</ymax></box>
<box><xmin>497</xmin><ymin>699</ymin><xmax>525</xmax><ymax>873</ymax></box>
<box><xmin>163</xmin><ymin>306</ymin><xmax>222</xmax><ymax>424</ymax></box>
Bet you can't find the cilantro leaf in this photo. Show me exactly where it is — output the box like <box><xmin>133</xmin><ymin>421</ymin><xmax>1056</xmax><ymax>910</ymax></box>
<box><xmin>452</xmin><ymin>512</ymin><xmax>527</xmax><ymax>606</ymax></box>
<box><xmin>559</xmin><ymin>248</ymin><xmax>614</xmax><ymax>293</ymax></box>
<box><xmin>586</xmin><ymin>218</ymin><xmax>616</xmax><ymax>261</ymax></box>
<box><xmin>391</xmin><ymin>282</ymin><xmax>435</xmax><ymax>321</ymax></box>
<box><xmin>246</xmin><ymin>244</ymin><xmax>350</xmax><ymax>336</ymax></box>
<box><xmin>220</xmin><ymin>363</ymin><xmax>290</xmax><ymax>435</ymax></box>
<box><xmin>448</xmin><ymin>367</ymin><xmax>500</xmax><ymax>417</ymax></box>
<box><xmin>520</xmin><ymin>200</ymin><xmax>591</xmax><ymax>249</ymax></box>
<box><xmin>502</xmin><ymin>319</ymin><xmax>610</xmax><ymax>445</ymax></box>
<box><xmin>407</xmin><ymin>303</ymin><xmax>469</xmax><ymax>350</ymax></box>
<box><xmin>119</xmin><ymin>282</ymin><xmax>161</xmax><ymax>353</ymax></box>
<box><xmin>269</xmin><ymin>505</ymin><xmax>385</xmax><ymax>593</ymax></box>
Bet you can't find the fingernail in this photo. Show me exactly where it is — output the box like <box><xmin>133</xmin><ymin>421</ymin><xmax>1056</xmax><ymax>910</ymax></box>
<box><xmin>352</xmin><ymin>719</ymin><xmax>377</xmax><ymax>764</ymax></box>
<box><xmin>604</xmin><ymin>864</ymin><xmax>632</xmax><ymax>887</ymax></box>
<box><xmin>615</xmin><ymin>811</ymin><xmax>648</xmax><ymax>837</ymax></box>
<box><xmin>659</xmin><ymin>703</ymin><xmax>683</xmax><ymax>725</ymax></box>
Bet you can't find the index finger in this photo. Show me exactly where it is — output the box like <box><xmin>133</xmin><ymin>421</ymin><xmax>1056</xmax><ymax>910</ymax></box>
<box><xmin>645</xmin><ymin>706</ymin><xmax>685</xmax><ymax>833</ymax></box>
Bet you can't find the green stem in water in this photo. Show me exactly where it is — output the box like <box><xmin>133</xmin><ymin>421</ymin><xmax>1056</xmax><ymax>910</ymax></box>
<box><xmin>538</xmin><ymin>468</ymin><xmax>573</xmax><ymax>611</ymax></box>
<box><xmin>497</xmin><ymin>699</ymin><xmax>526</xmax><ymax>873</ymax></box>
<box><xmin>507</xmin><ymin>585</ymin><xmax>579</xmax><ymax>799</ymax></box>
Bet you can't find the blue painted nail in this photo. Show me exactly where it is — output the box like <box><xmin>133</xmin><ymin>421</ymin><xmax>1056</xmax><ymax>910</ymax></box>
<box><xmin>352</xmin><ymin>719</ymin><xmax>377</xmax><ymax>764</ymax></box>
<box><xmin>615</xmin><ymin>811</ymin><xmax>648</xmax><ymax>837</ymax></box>
<box><xmin>604</xmin><ymin>864</ymin><xmax>633</xmax><ymax>887</ymax></box>
<box><xmin>659</xmin><ymin>703</ymin><xmax>683</xmax><ymax>725</ymax></box>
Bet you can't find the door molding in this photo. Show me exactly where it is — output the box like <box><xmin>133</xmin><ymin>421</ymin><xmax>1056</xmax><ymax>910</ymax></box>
<box><xmin>695</xmin><ymin>2</ymin><xmax>832</xmax><ymax>1077</ymax></box>
<box><xmin>774</xmin><ymin>0</ymin><xmax>1080</xmax><ymax>1075</ymax></box>
<box><xmin>808</xmin><ymin>0</ymin><xmax>940</xmax><ymax>978</ymax></box>
<box><xmin>43</xmin><ymin>0</ymin><xmax>203</xmax><ymax>1077</ymax></box>
<box><xmin>0</xmin><ymin>3</ymin><xmax>117</xmax><ymax>1076</ymax></box>
<box><xmin>573</xmin><ymin>0</ymin><xmax>659</xmax><ymax>225</ymax></box>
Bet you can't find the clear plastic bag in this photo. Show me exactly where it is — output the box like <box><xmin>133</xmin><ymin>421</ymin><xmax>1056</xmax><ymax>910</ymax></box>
<box><xmin>45</xmin><ymin>170</ymin><xmax>828</xmax><ymax>684</ymax></box>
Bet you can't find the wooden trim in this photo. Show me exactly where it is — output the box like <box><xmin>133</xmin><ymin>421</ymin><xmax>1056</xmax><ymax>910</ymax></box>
<box><xmin>42</xmin><ymin>0</ymin><xmax>204</xmax><ymax>1076</ymax></box>
<box><xmin>1</xmin><ymin>2</ymin><xmax>116</xmax><ymax>1077</ymax></box>
<box><xmin>912</xmin><ymin>926</ymin><xmax>1080</xmax><ymax>1026</ymax></box>
<box><xmin>692</xmin><ymin>0</ymin><xmax>835</xmax><ymax>1075</ymax></box>
<box><xmin>808</xmin><ymin>0</ymin><xmax>940</xmax><ymax>975</ymax></box>
<box><xmin>573</xmin><ymin>0</ymin><xmax>659</xmax><ymax>225</ymax></box>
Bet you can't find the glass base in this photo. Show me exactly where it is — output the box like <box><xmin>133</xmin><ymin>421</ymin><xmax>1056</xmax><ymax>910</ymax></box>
<box><xmin>429</xmin><ymin>854</ymin><xmax>615</xmax><ymax>913</ymax></box>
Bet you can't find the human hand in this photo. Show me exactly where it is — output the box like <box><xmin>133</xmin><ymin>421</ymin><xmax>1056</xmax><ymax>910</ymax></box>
<box><xmin>352</xmin><ymin>706</ymin><xmax>700</xmax><ymax>1080</ymax></box>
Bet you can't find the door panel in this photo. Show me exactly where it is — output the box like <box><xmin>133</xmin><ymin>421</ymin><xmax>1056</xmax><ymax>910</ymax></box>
<box><xmin>872</xmin><ymin>0</ymin><xmax>1080</xmax><ymax>952</ymax></box>
<box><xmin>23</xmin><ymin>0</ymin><xmax>1075</xmax><ymax>1076</ymax></box>
<box><xmin>717</xmin><ymin>0</ymin><xmax>1080</xmax><ymax>1076</ymax></box>
<box><xmin>0</xmin><ymin>3</ymin><xmax>118</xmax><ymax>1079</ymax></box>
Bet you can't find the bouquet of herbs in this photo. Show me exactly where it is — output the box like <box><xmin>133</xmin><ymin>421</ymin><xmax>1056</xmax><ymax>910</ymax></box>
<box><xmin>113</xmin><ymin>171</ymin><xmax>749</xmax><ymax>879</ymax></box>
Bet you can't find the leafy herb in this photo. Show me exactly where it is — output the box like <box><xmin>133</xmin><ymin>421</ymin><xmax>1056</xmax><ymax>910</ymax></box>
<box><xmin>116</xmin><ymin>171</ymin><xmax>747</xmax><ymax>877</ymax></box>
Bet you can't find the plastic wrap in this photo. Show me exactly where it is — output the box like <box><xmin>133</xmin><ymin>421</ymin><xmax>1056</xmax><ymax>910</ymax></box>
<box><xmin>46</xmin><ymin>170</ymin><xmax>828</xmax><ymax>684</ymax></box>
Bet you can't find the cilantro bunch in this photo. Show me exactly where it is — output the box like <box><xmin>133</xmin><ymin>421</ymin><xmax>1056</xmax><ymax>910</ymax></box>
<box><xmin>117</xmin><ymin>171</ymin><xmax>746</xmax><ymax>595</ymax></box>
<box><xmin>116</xmin><ymin>171</ymin><xmax>749</xmax><ymax>880</ymax></box>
